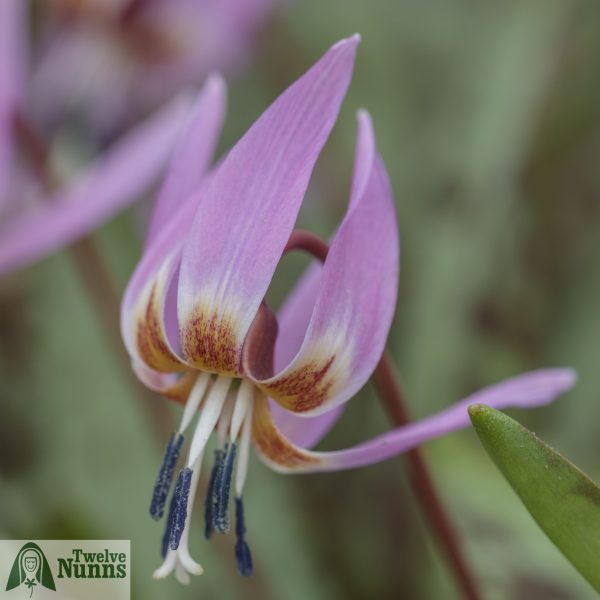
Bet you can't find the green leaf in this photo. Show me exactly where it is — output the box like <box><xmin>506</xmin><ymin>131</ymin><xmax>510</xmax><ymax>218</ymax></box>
<box><xmin>468</xmin><ymin>403</ymin><xmax>600</xmax><ymax>593</ymax></box>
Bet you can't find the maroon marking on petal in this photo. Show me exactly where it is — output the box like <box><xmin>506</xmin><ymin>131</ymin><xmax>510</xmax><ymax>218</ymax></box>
<box><xmin>260</xmin><ymin>355</ymin><xmax>337</xmax><ymax>413</ymax></box>
<box><xmin>181</xmin><ymin>307</ymin><xmax>240</xmax><ymax>376</ymax></box>
<box><xmin>249</xmin><ymin>229</ymin><xmax>337</xmax><ymax>413</ymax></box>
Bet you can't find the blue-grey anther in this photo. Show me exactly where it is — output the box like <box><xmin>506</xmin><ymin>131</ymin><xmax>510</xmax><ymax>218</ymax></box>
<box><xmin>214</xmin><ymin>442</ymin><xmax>237</xmax><ymax>533</ymax></box>
<box><xmin>168</xmin><ymin>468</ymin><xmax>193</xmax><ymax>551</ymax></box>
<box><xmin>149</xmin><ymin>432</ymin><xmax>184</xmax><ymax>520</ymax></box>
<box><xmin>204</xmin><ymin>448</ymin><xmax>224</xmax><ymax>539</ymax></box>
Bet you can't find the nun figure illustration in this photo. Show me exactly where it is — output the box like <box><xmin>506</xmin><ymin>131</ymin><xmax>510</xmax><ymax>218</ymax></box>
<box><xmin>5</xmin><ymin>542</ymin><xmax>56</xmax><ymax>597</ymax></box>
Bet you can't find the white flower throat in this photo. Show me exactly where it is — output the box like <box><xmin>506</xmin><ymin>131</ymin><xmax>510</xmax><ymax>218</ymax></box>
<box><xmin>150</xmin><ymin>374</ymin><xmax>255</xmax><ymax>582</ymax></box>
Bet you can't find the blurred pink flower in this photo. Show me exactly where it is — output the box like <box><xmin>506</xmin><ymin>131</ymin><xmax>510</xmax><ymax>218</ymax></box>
<box><xmin>32</xmin><ymin>0</ymin><xmax>278</xmax><ymax>136</ymax></box>
<box><xmin>120</xmin><ymin>37</ymin><xmax>576</xmax><ymax>582</ymax></box>
<box><xmin>0</xmin><ymin>0</ymin><xmax>197</xmax><ymax>276</ymax></box>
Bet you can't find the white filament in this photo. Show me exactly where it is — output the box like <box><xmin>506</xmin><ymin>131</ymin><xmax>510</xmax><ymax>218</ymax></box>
<box><xmin>177</xmin><ymin>454</ymin><xmax>204</xmax><ymax>576</ymax></box>
<box><xmin>216</xmin><ymin>392</ymin><xmax>236</xmax><ymax>448</ymax></box>
<box><xmin>187</xmin><ymin>376</ymin><xmax>231</xmax><ymax>468</ymax></box>
<box><xmin>152</xmin><ymin>455</ymin><xmax>205</xmax><ymax>581</ymax></box>
<box><xmin>230</xmin><ymin>379</ymin><xmax>253</xmax><ymax>442</ymax></box>
<box><xmin>178</xmin><ymin>372</ymin><xmax>211</xmax><ymax>434</ymax></box>
<box><xmin>153</xmin><ymin>375</ymin><xmax>260</xmax><ymax>583</ymax></box>
<box><xmin>235</xmin><ymin>398</ymin><xmax>254</xmax><ymax>497</ymax></box>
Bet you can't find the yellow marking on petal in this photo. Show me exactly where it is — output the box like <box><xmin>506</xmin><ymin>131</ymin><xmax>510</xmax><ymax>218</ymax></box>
<box><xmin>181</xmin><ymin>303</ymin><xmax>241</xmax><ymax>376</ymax></box>
<box><xmin>252</xmin><ymin>394</ymin><xmax>320</xmax><ymax>469</ymax></box>
<box><xmin>136</xmin><ymin>279</ymin><xmax>185</xmax><ymax>373</ymax></box>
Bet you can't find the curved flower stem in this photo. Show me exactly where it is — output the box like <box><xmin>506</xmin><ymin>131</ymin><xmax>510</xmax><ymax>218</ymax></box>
<box><xmin>286</xmin><ymin>229</ymin><xmax>482</xmax><ymax>600</ymax></box>
<box><xmin>12</xmin><ymin>111</ymin><xmax>172</xmax><ymax>441</ymax></box>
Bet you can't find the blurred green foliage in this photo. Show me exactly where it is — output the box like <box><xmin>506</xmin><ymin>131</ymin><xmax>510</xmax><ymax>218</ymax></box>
<box><xmin>2</xmin><ymin>0</ymin><xmax>600</xmax><ymax>598</ymax></box>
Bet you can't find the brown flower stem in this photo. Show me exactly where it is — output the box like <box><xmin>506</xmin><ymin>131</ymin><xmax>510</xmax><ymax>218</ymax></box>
<box><xmin>286</xmin><ymin>229</ymin><xmax>482</xmax><ymax>600</ymax></box>
<box><xmin>13</xmin><ymin>111</ymin><xmax>172</xmax><ymax>441</ymax></box>
<box><xmin>373</xmin><ymin>354</ymin><xmax>482</xmax><ymax>600</ymax></box>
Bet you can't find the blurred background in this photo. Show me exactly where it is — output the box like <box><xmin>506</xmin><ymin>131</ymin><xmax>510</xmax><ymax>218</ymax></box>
<box><xmin>1</xmin><ymin>0</ymin><xmax>600</xmax><ymax>598</ymax></box>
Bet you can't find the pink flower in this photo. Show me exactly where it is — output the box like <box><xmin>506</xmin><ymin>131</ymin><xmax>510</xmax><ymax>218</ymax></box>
<box><xmin>31</xmin><ymin>0</ymin><xmax>278</xmax><ymax>136</ymax></box>
<box><xmin>120</xmin><ymin>36</ymin><xmax>576</xmax><ymax>581</ymax></box>
<box><xmin>0</xmin><ymin>0</ymin><xmax>196</xmax><ymax>276</ymax></box>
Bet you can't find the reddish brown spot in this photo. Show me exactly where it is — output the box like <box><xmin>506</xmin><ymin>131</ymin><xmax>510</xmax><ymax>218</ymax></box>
<box><xmin>136</xmin><ymin>283</ymin><xmax>184</xmax><ymax>373</ymax></box>
<box><xmin>260</xmin><ymin>356</ymin><xmax>336</xmax><ymax>413</ymax></box>
<box><xmin>252</xmin><ymin>396</ymin><xmax>319</xmax><ymax>468</ymax></box>
<box><xmin>181</xmin><ymin>307</ymin><xmax>240</xmax><ymax>376</ymax></box>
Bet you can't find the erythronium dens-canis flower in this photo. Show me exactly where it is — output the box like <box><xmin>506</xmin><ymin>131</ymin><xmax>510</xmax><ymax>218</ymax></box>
<box><xmin>120</xmin><ymin>36</ymin><xmax>576</xmax><ymax>582</ymax></box>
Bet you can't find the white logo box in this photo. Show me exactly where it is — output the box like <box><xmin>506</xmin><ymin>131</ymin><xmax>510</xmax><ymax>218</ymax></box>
<box><xmin>0</xmin><ymin>540</ymin><xmax>130</xmax><ymax>600</ymax></box>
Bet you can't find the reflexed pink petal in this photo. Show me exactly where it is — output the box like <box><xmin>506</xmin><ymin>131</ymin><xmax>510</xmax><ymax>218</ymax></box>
<box><xmin>121</xmin><ymin>72</ymin><xmax>226</xmax><ymax>318</ymax></box>
<box><xmin>132</xmin><ymin>359</ymin><xmax>197</xmax><ymax>404</ymax></box>
<box><xmin>123</xmin><ymin>250</ymin><xmax>186</xmax><ymax>373</ymax></box>
<box><xmin>121</xmin><ymin>191</ymin><xmax>197</xmax><ymax>339</ymax></box>
<box><xmin>268</xmin><ymin>263</ymin><xmax>346</xmax><ymax>448</ymax></box>
<box><xmin>145</xmin><ymin>74</ymin><xmax>227</xmax><ymax>247</ymax></box>
<box><xmin>0</xmin><ymin>93</ymin><xmax>192</xmax><ymax>277</ymax></box>
<box><xmin>177</xmin><ymin>36</ymin><xmax>359</xmax><ymax>376</ymax></box>
<box><xmin>275</xmin><ymin>265</ymin><xmax>323</xmax><ymax>371</ymax></box>
<box><xmin>249</xmin><ymin>110</ymin><xmax>399</xmax><ymax>415</ymax></box>
<box><xmin>267</xmin><ymin>400</ymin><xmax>345</xmax><ymax>451</ymax></box>
<box><xmin>121</xmin><ymin>77</ymin><xmax>227</xmax><ymax>372</ymax></box>
<box><xmin>120</xmin><ymin>180</ymin><xmax>208</xmax><ymax>371</ymax></box>
<box><xmin>0</xmin><ymin>0</ymin><xmax>27</xmax><ymax>211</ymax></box>
<box><xmin>253</xmin><ymin>368</ymin><xmax>577</xmax><ymax>473</ymax></box>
